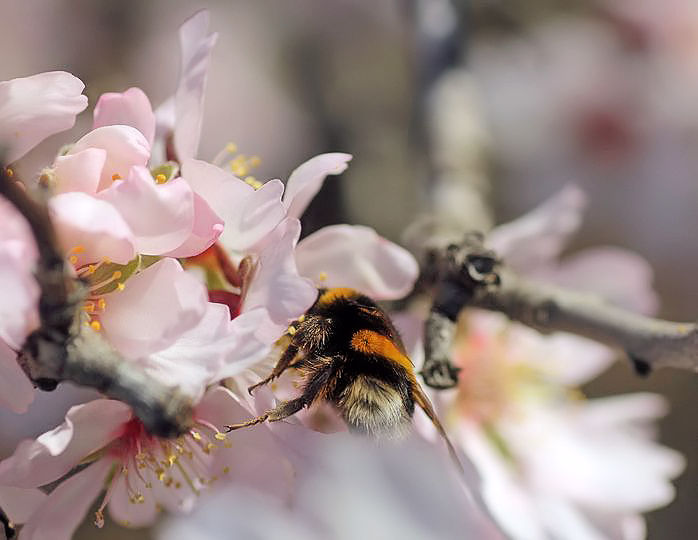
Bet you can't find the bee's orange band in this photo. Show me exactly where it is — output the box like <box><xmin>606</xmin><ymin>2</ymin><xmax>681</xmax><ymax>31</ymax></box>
<box><xmin>317</xmin><ymin>287</ymin><xmax>358</xmax><ymax>307</ymax></box>
<box><xmin>350</xmin><ymin>329</ymin><xmax>414</xmax><ymax>372</ymax></box>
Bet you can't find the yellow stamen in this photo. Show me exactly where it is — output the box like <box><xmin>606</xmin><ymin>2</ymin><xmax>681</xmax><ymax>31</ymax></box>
<box><xmin>6</xmin><ymin>167</ymin><xmax>14</xmax><ymax>177</ymax></box>
<box><xmin>112</xmin><ymin>173</ymin><xmax>122</xmax><ymax>181</ymax></box>
<box><xmin>90</xmin><ymin>320</ymin><xmax>102</xmax><ymax>332</ymax></box>
<box><xmin>155</xmin><ymin>174</ymin><xmax>167</xmax><ymax>184</ymax></box>
<box><xmin>117</xmin><ymin>283</ymin><xmax>125</xmax><ymax>291</ymax></box>
<box><xmin>69</xmin><ymin>255</ymin><xmax>78</xmax><ymax>265</ymax></box>
<box><xmin>225</xmin><ymin>142</ymin><xmax>238</xmax><ymax>154</ymax></box>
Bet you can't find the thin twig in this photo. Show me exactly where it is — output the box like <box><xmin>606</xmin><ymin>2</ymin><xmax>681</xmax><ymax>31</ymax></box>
<box><xmin>0</xmin><ymin>164</ymin><xmax>193</xmax><ymax>437</ymax></box>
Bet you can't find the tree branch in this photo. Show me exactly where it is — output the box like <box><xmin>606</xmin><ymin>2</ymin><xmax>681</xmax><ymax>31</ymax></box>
<box><xmin>421</xmin><ymin>234</ymin><xmax>698</xmax><ymax>389</ymax></box>
<box><xmin>0</xmin><ymin>164</ymin><xmax>192</xmax><ymax>438</ymax></box>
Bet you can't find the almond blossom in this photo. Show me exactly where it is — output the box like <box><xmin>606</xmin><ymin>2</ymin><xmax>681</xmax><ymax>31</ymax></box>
<box><xmin>0</xmin><ymin>384</ymin><xmax>285</xmax><ymax>539</ymax></box>
<box><xmin>403</xmin><ymin>186</ymin><xmax>684</xmax><ymax>540</ymax></box>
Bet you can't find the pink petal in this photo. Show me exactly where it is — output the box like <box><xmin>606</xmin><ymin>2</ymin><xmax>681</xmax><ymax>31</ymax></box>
<box><xmin>196</xmin><ymin>387</ymin><xmax>292</xmax><ymax>498</ymax></box>
<box><xmin>49</xmin><ymin>192</ymin><xmax>136</xmax><ymax>265</ymax></box>
<box><xmin>296</xmin><ymin>224</ymin><xmax>419</xmax><ymax>300</ymax></box>
<box><xmin>0</xmin><ymin>71</ymin><xmax>87</xmax><ymax>163</ymax></box>
<box><xmin>0</xmin><ymin>399</ymin><xmax>129</xmax><ymax>488</ymax></box>
<box><xmin>100</xmin><ymin>258</ymin><xmax>207</xmax><ymax>359</ymax></box>
<box><xmin>0</xmin><ymin>197</ymin><xmax>37</xmax><ymax>268</ymax></box>
<box><xmin>0</xmin><ymin>486</ymin><xmax>46</xmax><ymax>524</ymax></box>
<box><xmin>283</xmin><ymin>153</ymin><xmax>352</xmax><ymax>219</ymax></box>
<box><xmin>53</xmin><ymin>147</ymin><xmax>106</xmax><ymax>195</ymax></box>
<box><xmin>99</xmin><ymin>166</ymin><xmax>194</xmax><ymax>255</ymax></box>
<box><xmin>143</xmin><ymin>303</ymin><xmax>267</xmax><ymax>400</ymax></box>
<box><xmin>0</xmin><ymin>339</ymin><xmax>34</xmax><ymax>413</ymax></box>
<box><xmin>0</xmin><ymin>251</ymin><xmax>39</xmax><ymax>350</ymax></box>
<box><xmin>243</xmin><ymin>219</ymin><xmax>317</xmax><ymax>343</ymax></box>
<box><xmin>173</xmin><ymin>10</ymin><xmax>218</xmax><ymax>161</ymax></box>
<box><xmin>69</xmin><ymin>125</ymin><xmax>150</xmax><ymax>191</ymax></box>
<box><xmin>164</xmin><ymin>193</ymin><xmax>223</xmax><ymax>258</ymax></box>
<box><xmin>19</xmin><ymin>458</ymin><xmax>112</xmax><ymax>540</ymax></box>
<box><xmin>181</xmin><ymin>159</ymin><xmax>286</xmax><ymax>252</ymax></box>
<box><xmin>211</xmin><ymin>308</ymin><xmax>271</xmax><ymax>382</ymax></box>
<box><xmin>488</xmin><ymin>185</ymin><xmax>587</xmax><ymax>272</ymax></box>
<box><xmin>93</xmin><ymin>87</ymin><xmax>156</xmax><ymax>146</ymax></box>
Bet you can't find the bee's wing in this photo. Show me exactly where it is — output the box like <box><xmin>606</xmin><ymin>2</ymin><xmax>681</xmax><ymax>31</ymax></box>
<box><xmin>412</xmin><ymin>382</ymin><xmax>462</xmax><ymax>470</ymax></box>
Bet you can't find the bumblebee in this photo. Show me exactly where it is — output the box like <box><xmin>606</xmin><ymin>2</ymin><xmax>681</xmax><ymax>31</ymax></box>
<box><xmin>225</xmin><ymin>287</ymin><xmax>458</xmax><ymax>461</ymax></box>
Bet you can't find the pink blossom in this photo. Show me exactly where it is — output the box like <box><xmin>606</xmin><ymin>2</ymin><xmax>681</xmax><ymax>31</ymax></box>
<box><xmin>0</xmin><ymin>387</ymin><xmax>284</xmax><ymax>538</ymax></box>
<box><xmin>0</xmin><ymin>71</ymin><xmax>87</xmax><ymax>163</ymax></box>
<box><xmin>93</xmin><ymin>87</ymin><xmax>156</xmax><ymax>146</ymax></box>
<box><xmin>404</xmin><ymin>187</ymin><xmax>684</xmax><ymax>539</ymax></box>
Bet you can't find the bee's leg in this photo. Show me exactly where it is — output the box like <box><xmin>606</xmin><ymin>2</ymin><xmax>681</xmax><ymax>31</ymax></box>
<box><xmin>248</xmin><ymin>343</ymin><xmax>300</xmax><ymax>395</ymax></box>
<box><xmin>224</xmin><ymin>397</ymin><xmax>306</xmax><ymax>432</ymax></box>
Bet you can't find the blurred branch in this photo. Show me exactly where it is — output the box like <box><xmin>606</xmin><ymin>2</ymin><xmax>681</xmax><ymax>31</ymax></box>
<box><xmin>421</xmin><ymin>234</ymin><xmax>698</xmax><ymax>389</ymax></box>
<box><xmin>1</xmin><ymin>505</ymin><xmax>14</xmax><ymax>540</ymax></box>
<box><xmin>0</xmin><ymin>164</ymin><xmax>192</xmax><ymax>438</ymax></box>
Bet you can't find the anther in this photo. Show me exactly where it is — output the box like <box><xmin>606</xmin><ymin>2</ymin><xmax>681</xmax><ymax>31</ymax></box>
<box><xmin>155</xmin><ymin>174</ymin><xmax>167</xmax><ymax>184</ymax></box>
<box><xmin>112</xmin><ymin>173</ymin><xmax>122</xmax><ymax>181</ymax></box>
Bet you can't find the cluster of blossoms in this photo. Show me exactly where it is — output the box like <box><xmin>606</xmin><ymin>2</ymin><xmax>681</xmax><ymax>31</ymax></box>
<box><xmin>0</xmin><ymin>10</ymin><xmax>684</xmax><ymax>540</ymax></box>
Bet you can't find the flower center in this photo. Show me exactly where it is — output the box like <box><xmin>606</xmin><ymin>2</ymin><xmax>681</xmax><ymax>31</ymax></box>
<box><xmin>93</xmin><ymin>417</ymin><xmax>232</xmax><ymax>528</ymax></box>
<box><xmin>66</xmin><ymin>246</ymin><xmax>129</xmax><ymax>332</ymax></box>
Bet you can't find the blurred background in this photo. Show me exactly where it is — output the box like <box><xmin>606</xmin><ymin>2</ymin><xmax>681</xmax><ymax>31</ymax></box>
<box><xmin>1</xmin><ymin>0</ymin><xmax>697</xmax><ymax>538</ymax></box>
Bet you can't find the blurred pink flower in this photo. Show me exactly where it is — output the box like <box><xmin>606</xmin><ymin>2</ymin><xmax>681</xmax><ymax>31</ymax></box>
<box><xmin>158</xmin><ymin>434</ymin><xmax>505</xmax><ymax>540</ymax></box>
<box><xmin>406</xmin><ymin>187</ymin><xmax>683</xmax><ymax>540</ymax></box>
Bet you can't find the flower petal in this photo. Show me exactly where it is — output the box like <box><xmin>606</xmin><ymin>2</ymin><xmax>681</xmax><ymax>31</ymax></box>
<box><xmin>0</xmin><ymin>399</ymin><xmax>130</xmax><ymax>488</ymax></box>
<box><xmin>144</xmin><ymin>304</ymin><xmax>267</xmax><ymax>399</ymax></box>
<box><xmin>195</xmin><ymin>387</ymin><xmax>292</xmax><ymax>498</ymax></box>
<box><xmin>243</xmin><ymin>219</ymin><xmax>317</xmax><ymax>343</ymax></box>
<box><xmin>488</xmin><ymin>185</ymin><xmax>587</xmax><ymax>272</ymax></box>
<box><xmin>93</xmin><ymin>87</ymin><xmax>156</xmax><ymax>146</ymax></box>
<box><xmin>296</xmin><ymin>224</ymin><xmax>419</xmax><ymax>300</ymax></box>
<box><xmin>0</xmin><ymin>486</ymin><xmax>46</xmax><ymax>524</ymax></box>
<box><xmin>69</xmin><ymin>125</ymin><xmax>150</xmax><ymax>191</ymax></box>
<box><xmin>0</xmin><ymin>71</ymin><xmax>87</xmax><ymax>163</ymax></box>
<box><xmin>0</xmin><ymin>200</ymin><xmax>39</xmax><ymax>348</ymax></box>
<box><xmin>19</xmin><ymin>458</ymin><xmax>112</xmax><ymax>540</ymax></box>
<box><xmin>173</xmin><ymin>10</ymin><xmax>218</xmax><ymax>161</ymax></box>
<box><xmin>53</xmin><ymin>147</ymin><xmax>107</xmax><ymax>195</ymax></box>
<box><xmin>0</xmin><ymin>252</ymin><xmax>38</xmax><ymax>350</ymax></box>
<box><xmin>99</xmin><ymin>166</ymin><xmax>194</xmax><ymax>255</ymax></box>
<box><xmin>181</xmin><ymin>159</ymin><xmax>286</xmax><ymax>252</ymax></box>
<box><xmin>100</xmin><ymin>258</ymin><xmax>207</xmax><ymax>359</ymax></box>
<box><xmin>164</xmin><ymin>193</ymin><xmax>223</xmax><ymax>258</ymax></box>
<box><xmin>0</xmin><ymin>339</ymin><xmax>34</xmax><ymax>413</ymax></box>
<box><xmin>49</xmin><ymin>192</ymin><xmax>137</xmax><ymax>265</ymax></box>
<box><xmin>283</xmin><ymin>153</ymin><xmax>352</xmax><ymax>219</ymax></box>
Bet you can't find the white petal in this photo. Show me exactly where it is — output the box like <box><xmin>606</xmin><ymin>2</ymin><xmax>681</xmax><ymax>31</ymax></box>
<box><xmin>173</xmin><ymin>10</ymin><xmax>218</xmax><ymax>161</ymax></box>
<box><xmin>100</xmin><ymin>258</ymin><xmax>207</xmax><ymax>359</ymax></box>
<box><xmin>243</xmin><ymin>219</ymin><xmax>317</xmax><ymax>343</ymax></box>
<box><xmin>19</xmin><ymin>458</ymin><xmax>112</xmax><ymax>540</ymax></box>
<box><xmin>0</xmin><ymin>71</ymin><xmax>87</xmax><ymax>163</ymax></box>
<box><xmin>53</xmin><ymin>147</ymin><xmax>107</xmax><ymax>195</ymax></box>
<box><xmin>0</xmin><ymin>400</ymin><xmax>129</xmax><ymax>488</ymax></box>
<box><xmin>296</xmin><ymin>224</ymin><xmax>418</xmax><ymax>300</ymax></box>
<box><xmin>488</xmin><ymin>184</ymin><xmax>587</xmax><ymax>272</ymax></box>
<box><xmin>49</xmin><ymin>192</ymin><xmax>137</xmax><ymax>265</ymax></box>
<box><xmin>69</xmin><ymin>125</ymin><xmax>150</xmax><ymax>191</ymax></box>
<box><xmin>182</xmin><ymin>159</ymin><xmax>286</xmax><ymax>252</ymax></box>
<box><xmin>282</xmin><ymin>153</ymin><xmax>352</xmax><ymax>219</ymax></box>
<box><xmin>99</xmin><ymin>166</ymin><xmax>195</xmax><ymax>255</ymax></box>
